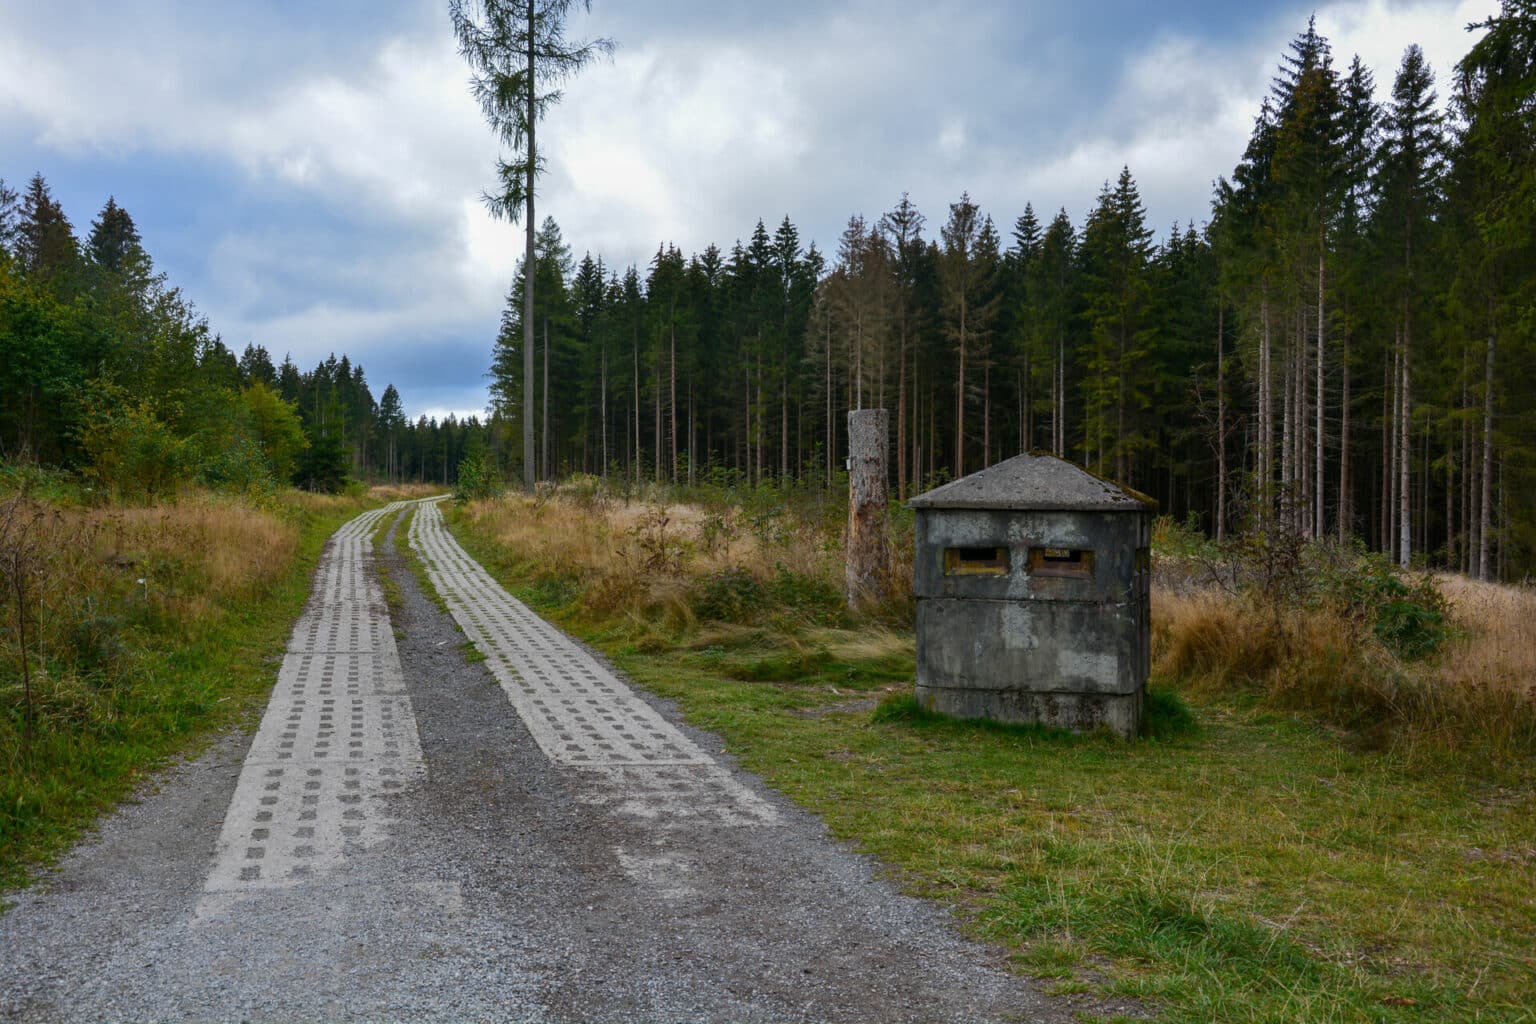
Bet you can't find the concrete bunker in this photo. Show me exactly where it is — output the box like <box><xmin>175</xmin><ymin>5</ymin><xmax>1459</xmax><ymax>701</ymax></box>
<box><xmin>908</xmin><ymin>453</ymin><xmax>1153</xmax><ymax>738</ymax></box>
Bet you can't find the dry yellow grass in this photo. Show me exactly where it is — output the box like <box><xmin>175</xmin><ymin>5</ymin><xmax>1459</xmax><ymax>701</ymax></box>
<box><xmin>1435</xmin><ymin>575</ymin><xmax>1536</xmax><ymax>698</ymax></box>
<box><xmin>368</xmin><ymin>482</ymin><xmax>445</xmax><ymax>502</ymax></box>
<box><xmin>108</xmin><ymin>496</ymin><xmax>297</xmax><ymax>599</ymax></box>
<box><xmin>0</xmin><ymin>483</ymin><xmax>381</xmax><ymax>887</ymax></box>
<box><xmin>459</xmin><ymin>491</ymin><xmax>843</xmax><ymax>617</ymax></box>
<box><xmin>2</xmin><ymin>493</ymin><xmax>300</xmax><ymax>660</ymax></box>
<box><xmin>1153</xmin><ymin>578</ymin><xmax>1536</xmax><ymax>758</ymax></box>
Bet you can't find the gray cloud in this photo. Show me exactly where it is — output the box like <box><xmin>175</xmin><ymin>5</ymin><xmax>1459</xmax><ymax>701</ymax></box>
<box><xmin>0</xmin><ymin>0</ymin><xmax>1485</xmax><ymax>420</ymax></box>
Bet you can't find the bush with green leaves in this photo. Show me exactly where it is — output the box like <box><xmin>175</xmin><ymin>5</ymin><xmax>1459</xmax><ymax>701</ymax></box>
<box><xmin>1308</xmin><ymin>546</ymin><xmax>1449</xmax><ymax>660</ymax></box>
<box><xmin>692</xmin><ymin>566</ymin><xmax>763</xmax><ymax>623</ymax></box>
<box><xmin>453</xmin><ymin>449</ymin><xmax>505</xmax><ymax>503</ymax></box>
<box><xmin>75</xmin><ymin>384</ymin><xmax>198</xmax><ymax>500</ymax></box>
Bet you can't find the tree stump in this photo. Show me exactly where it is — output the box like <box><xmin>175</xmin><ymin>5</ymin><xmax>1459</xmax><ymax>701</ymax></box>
<box><xmin>846</xmin><ymin>409</ymin><xmax>890</xmax><ymax>609</ymax></box>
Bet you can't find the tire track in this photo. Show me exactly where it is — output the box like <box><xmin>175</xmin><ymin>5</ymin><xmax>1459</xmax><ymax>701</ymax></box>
<box><xmin>408</xmin><ymin>497</ymin><xmax>779</xmax><ymax>828</ymax></box>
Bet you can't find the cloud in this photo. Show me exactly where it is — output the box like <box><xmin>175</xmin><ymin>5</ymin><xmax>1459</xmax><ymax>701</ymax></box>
<box><xmin>0</xmin><ymin>0</ymin><xmax>1488</xmax><ymax>421</ymax></box>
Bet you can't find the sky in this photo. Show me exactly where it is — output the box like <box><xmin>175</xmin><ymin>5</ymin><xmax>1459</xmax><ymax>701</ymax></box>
<box><xmin>0</xmin><ymin>0</ymin><xmax>1490</xmax><ymax>421</ymax></box>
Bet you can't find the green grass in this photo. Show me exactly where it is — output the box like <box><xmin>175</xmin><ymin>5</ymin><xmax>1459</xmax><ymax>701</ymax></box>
<box><xmin>0</xmin><ymin>491</ymin><xmax>378</xmax><ymax>891</ymax></box>
<box><xmin>375</xmin><ymin>504</ymin><xmax>482</xmax><ymax>671</ymax></box>
<box><xmin>447</xmin><ymin>504</ymin><xmax>1536</xmax><ymax>1024</ymax></box>
<box><xmin>395</xmin><ymin>505</ymin><xmax>452</xmax><ymax>617</ymax></box>
<box><xmin>374</xmin><ymin>510</ymin><xmax>405</xmax><ymax>616</ymax></box>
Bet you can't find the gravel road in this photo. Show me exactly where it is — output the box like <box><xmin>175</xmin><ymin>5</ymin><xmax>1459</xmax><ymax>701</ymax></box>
<box><xmin>0</xmin><ymin>501</ymin><xmax>1104</xmax><ymax>1023</ymax></box>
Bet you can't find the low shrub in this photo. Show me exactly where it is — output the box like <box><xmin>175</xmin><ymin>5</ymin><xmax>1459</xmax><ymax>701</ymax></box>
<box><xmin>453</xmin><ymin>450</ymin><xmax>505</xmax><ymax>503</ymax></box>
<box><xmin>1310</xmin><ymin>546</ymin><xmax>1449</xmax><ymax>660</ymax></box>
<box><xmin>693</xmin><ymin>566</ymin><xmax>764</xmax><ymax>623</ymax></box>
<box><xmin>766</xmin><ymin>567</ymin><xmax>845</xmax><ymax>625</ymax></box>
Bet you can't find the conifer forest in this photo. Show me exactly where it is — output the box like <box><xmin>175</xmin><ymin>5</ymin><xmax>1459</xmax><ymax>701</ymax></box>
<box><xmin>3</xmin><ymin>9</ymin><xmax>1534</xmax><ymax>579</ymax></box>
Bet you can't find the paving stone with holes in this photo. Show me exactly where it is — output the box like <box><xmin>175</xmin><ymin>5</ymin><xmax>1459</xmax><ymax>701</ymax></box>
<box><xmin>411</xmin><ymin>500</ymin><xmax>708</xmax><ymax>768</ymax></box>
<box><xmin>409</xmin><ymin>498</ymin><xmax>779</xmax><ymax>828</ymax></box>
<box><xmin>204</xmin><ymin>500</ymin><xmax>425</xmax><ymax>894</ymax></box>
<box><xmin>0</xmin><ymin>499</ymin><xmax>1106</xmax><ymax>1024</ymax></box>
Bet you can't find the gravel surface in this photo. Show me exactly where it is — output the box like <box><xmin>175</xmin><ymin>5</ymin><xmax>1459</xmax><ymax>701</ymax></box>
<box><xmin>0</xmin><ymin>503</ymin><xmax>1115</xmax><ymax>1023</ymax></box>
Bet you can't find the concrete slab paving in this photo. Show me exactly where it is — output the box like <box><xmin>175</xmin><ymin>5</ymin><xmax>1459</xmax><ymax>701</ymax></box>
<box><xmin>409</xmin><ymin>499</ymin><xmax>780</xmax><ymax>829</ymax></box>
<box><xmin>204</xmin><ymin>500</ymin><xmax>425</xmax><ymax>895</ymax></box>
<box><xmin>0</xmin><ymin>499</ymin><xmax>1119</xmax><ymax>1023</ymax></box>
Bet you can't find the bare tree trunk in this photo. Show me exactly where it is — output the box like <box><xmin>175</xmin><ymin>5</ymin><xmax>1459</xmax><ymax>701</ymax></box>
<box><xmin>955</xmin><ymin>295</ymin><xmax>967</xmax><ymax>478</ymax></box>
<box><xmin>1216</xmin><ymin>305</ymin><xmax>1227</xmax><ymax>542</ymax></box>
<box><xmin>921</xmin><ymin>388</ymin><xmax>933</xmax><ymax>488</ymax></box>
<box><xmin>1260</xmin><ymin>289</ymin><xmax>1272</xmax><ymax>507</ymax></box>
<box><xmin>522</xmin><ymin>0</ymin><xmax>536</xmax><ymax>492</ymax></box>
<box><xmin>1421</xmin><ymin>412</ymin><xmax>1430</xmax><ymax>557</ymax></box>
<box><xmin>1445</xmin><ymin>435</ymin><xmax>1454</xmax><ymax>571</ymax></box>
<box><xmin>1282</xmin><ymin>317</ymin><xmax>1294</xmax><ymax>510</ymax></box>
<box><xmin>1388</xmin><ymin>350</ymin><xmax>1400</xmax><ymax>555</ymax></box>
<box><xmin>1389</xmin><ymin>338</ymin><xmax>1399</xmax><ymax>554</ymax></box>
<box><xmin>755</xmin><ymin>347</ymin><xmax>764</xmax><ymax>485</ymax></box>
<box><xmin>653</xmin><ymin>334</ymin><xmax>662</xmax><ymax>485</ymax></box>
<box><xmin>669</xmin><ymin>314</ymin><xmax>677</xmax><ymax>485</ymax></box>
<box><xmin>1021</xmin><ymin>363</ymin><xmax>1030</xmax><ymax>453</ymax></box>
<box><xmin>1315</xmin><ymin>248</ymin><xmax>1325</xmax><ymax>538</ymax></box>
<box><xmin>1117</xmin><ymin>325</ymin><xmax>1128</xmax><ymax>483</ymax></box>
<box><xmin>846</xmin><ymin>409</ymin><xmax>889</xmax><ymax>608</ymax></box>
<box><xmin>1460</xmin><ymin>362</ymin><xmax>1470</xmax><ymax>573</ymax></box>
<box><xmin>982</xmin><ymin>359</ymin><xmax>991</xmax><ymax>469</ymax></box>
<box><xmin>600</xmin><ymin>342</ymin><xmax>608</xmax><ymax>482</ymax></box>
<box><xmin>1338</xmin><ymin>325</ymin><xmax>1351</xmax><ymax>542</ymax></box>
<box><xmin>1497</xmin><ymin>453</ymin><xmax>1506</xmax><ymax>580</ymax></box>
<box><xmin>897</xmin><ymin>321</ymin><xmax>907</xmax><ymax>501</ymax></box>
<box><xmin>1050</xmin><ymin>336</ymin><xmax>1062</xmax><ymax>457</ymax></box>
<box><xmin>542</xmin><ymin>316</ymin><xmax>550</xmax><ymax>481</ymax></box>
<box><xmin>912</xmin><ymin>376</ymin><xmax>922</xmax><ymax>489</ymax></box>
<box><xmin>1479</xmin><ymin>328</ymin><xmax>1495</xmax><ymax>580</ymax></box>
<box><xmin>632</xmin><ymin>326</ymin><xmax>640</xmax><ymax>483</ymax></box>
<box><xmin>826</xmin><ymin>316</ymin><xmax>833</xmax><ymax>489</ymax></box>
<box><xmin>1398</xmin><ymin>322</ymin><xmax>1411</xmax><ymax>567</ymax></box>
<box><xmin>1050</xmin><ymin>339</ymin><xmax>1059</xmax><ymax>456</ymax></box>
<box><xmin>781</xmin><ymin>365</ymin><xmax>789</xmax><ymax>482</ymax></box>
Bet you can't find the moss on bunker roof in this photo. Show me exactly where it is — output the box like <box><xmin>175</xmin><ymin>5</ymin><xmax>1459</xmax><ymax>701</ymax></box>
<box><xmin>907</xmin><ymin>453</ymin><xmax>1155</xmax><ymax>512</ymax></box>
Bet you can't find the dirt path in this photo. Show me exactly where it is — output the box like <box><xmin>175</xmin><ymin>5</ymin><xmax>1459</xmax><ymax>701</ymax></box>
<box><xmin>0</xmin><ymin>501</ymin><xmax>1081</xmax><ymax>1023</ymax></box>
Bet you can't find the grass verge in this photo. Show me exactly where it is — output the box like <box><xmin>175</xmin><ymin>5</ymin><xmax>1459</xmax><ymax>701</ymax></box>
<box><xmin>446</xmin><ymin>497</ymin><xmax>1536</xmax><ymax>1024</ymax></box>
<box><xmin>0</xmin><ymin>486</ymin><xmax>381</xmax><ymax>890</ymax></box>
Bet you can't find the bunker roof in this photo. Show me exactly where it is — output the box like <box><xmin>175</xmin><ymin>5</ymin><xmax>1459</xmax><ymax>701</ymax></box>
<box><xmin>907</xmin><ymin>453</ymin><xmax>1154</xmax><ymax>512</ymax></box>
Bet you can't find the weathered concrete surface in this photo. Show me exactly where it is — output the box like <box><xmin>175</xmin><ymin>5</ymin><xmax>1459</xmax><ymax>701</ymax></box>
<box><xmin>911</xmin><ymin>456</ymin><xmax>1152</xmax><ymax>738</ymax></box>
<box><xmin>0</xmin><ymin>499</ymin><xmax>1114</xmax><ymax>1023</ymax></box>
<box><xmin>204</xmin><ymin>499</ymin><xmax>424</xmax><ymax>894</ymax></box>
<box><xmin>908</xmin><ymin>452</ymin><xmax>1153</xmax><ymax>511</ymax></box>
<box><xmin>409</xmin><ymin>499</ymin><xmax>780</xmax><ymax>827</ymax></box>
<box><xmin>845</xmin><ymin>408</ymin><xmax>890</xmax><ymax>609</ymax></box>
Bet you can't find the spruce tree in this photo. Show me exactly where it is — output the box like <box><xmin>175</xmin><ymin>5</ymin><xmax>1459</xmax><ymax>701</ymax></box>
<box><xmin>1038</xmin><ymin>209</ymin><xmax>1077</xmax><ymax>457</ymax></box>
<box><xmin>86</xmin><ymin>197</ymin><xmax>143</xmax><ymax>274</ymax></box>
<box><xmin>451</xmin><ymin>0</ymin><xmax>612</xmax><ymax>491</ymax></box>
<box><xmin>1334</xmin><ymin>54</ymin><xmax>1380</xmax><ymax>541</ymax></box>
<box><xmin>1078</xmin><ymin>168</ymin><xmax>1154</xmax><ymax>479</ymax></box>
<box><xmin>939</xmin><ymin>193</ymin><xmax>990</xmax><ymax>476</ymax></box>
<box><xmin>17</xmin><ymin>174</ymin><xmax>78</xmax><ymax>290</ymax></box>
<box><xmin>0</xmin><ymin>178</ymin><xmax>19</xmax><ymax>259</ymax></box>
<box><xmin>238</xmin><ymin>344</ymin><xmax>279</xmax><ymax>389</ymax></box>
<box><xmin>1450</xmin><ymin>0</ymin><xmax>1536</xmax><ymax>576</ymax></box>
<box><xmin>1374</xmin><ymin>44</ymin><xmax>1446</xmax><ymax>565</ymax></box>
<box><xmin>378</xmin><ymin>384</ymin><xmax>406</xmax><ymax>481</ymax></box>
<box><xmin>1006</xmin><ymin>203</ymin><xmax>1043</xmax><ymax>453</ymax></box>
<box><xmin>880</xmin><ymin>194</ymin><xmax>926</xmax><ymax>498</ymax></box>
